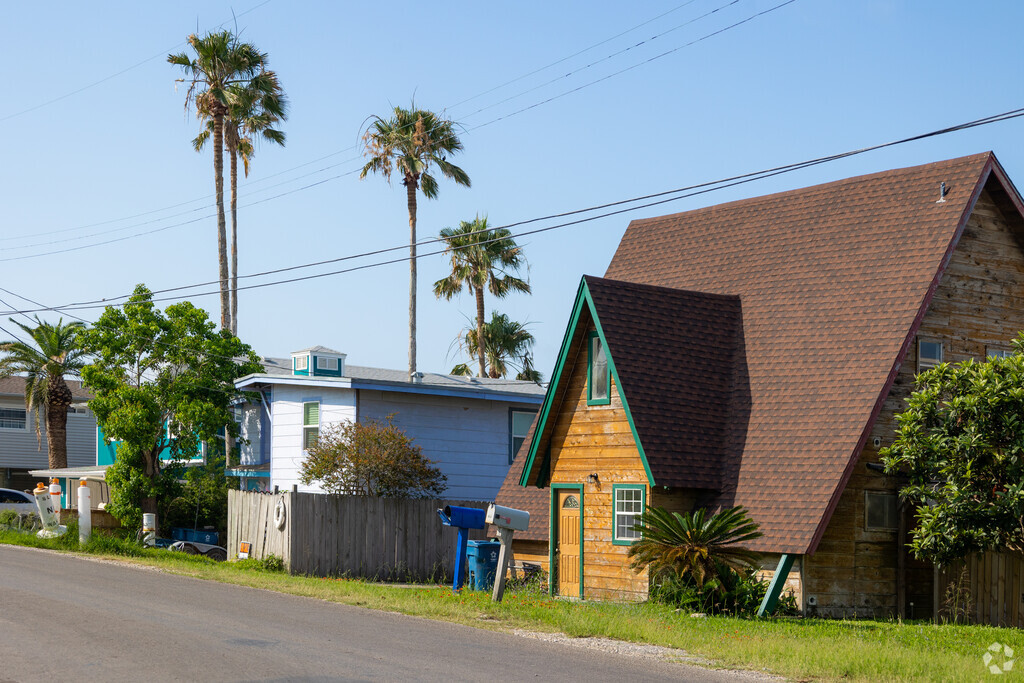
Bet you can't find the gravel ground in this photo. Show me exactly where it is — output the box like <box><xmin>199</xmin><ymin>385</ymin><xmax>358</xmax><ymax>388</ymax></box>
<box><xmin>512</xmin><ymin>629</ymin><xmax>788</xmax><ymax>681</ymax></box>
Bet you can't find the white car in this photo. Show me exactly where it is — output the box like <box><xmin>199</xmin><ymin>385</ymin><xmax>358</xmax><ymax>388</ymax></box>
<box><xmin>0</xmin><ymin>488</ymin><xmax>37</xmax><ymax>514</ymax></box>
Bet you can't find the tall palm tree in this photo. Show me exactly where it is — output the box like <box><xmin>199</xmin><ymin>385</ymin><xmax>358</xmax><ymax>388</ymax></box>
<box><xmin>360</xmin><ymin>104</ymin><xmax>470</xmax><ymax>376</ymax></box>
<box><xmin>433</xmin><ymin>216</ymin><xmax>531</xmax><ymax>377</ymax></box>
<box><xmin>451</xmin><ymin>312</ymin><xmax>541</xmax><ymax>382</ymax></box>
<box><xmin>169</xmin><ymin>31</ymin><xmax>268</xmax><ymax>331</ymax></box>
<box><xmin>194</xmin><ymin>72</ymin><xmax>288</xmax><ymax>334</ymax></box>
<box><xmin>0</xmin><ymin>317</ymin><xmax>88</xmax><ymax>469</ymax></box>
<box><xmin>628</xmin><ymin>506</ymin><xmax>762</xmax><ymax>591</ymax></box>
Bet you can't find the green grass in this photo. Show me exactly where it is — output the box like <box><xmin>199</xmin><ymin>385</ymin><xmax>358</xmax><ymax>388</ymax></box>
<box><xmin>1</xmin><ymin>526</ymin><xmax>1016</xmax><ymax>681</ymax></box>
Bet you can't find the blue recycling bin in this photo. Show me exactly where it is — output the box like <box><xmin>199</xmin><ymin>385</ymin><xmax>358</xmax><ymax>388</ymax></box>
<box><xmin>466</xmin><ymin>540</ymin><xmax>502</xmax><ymax>591</ymax></box>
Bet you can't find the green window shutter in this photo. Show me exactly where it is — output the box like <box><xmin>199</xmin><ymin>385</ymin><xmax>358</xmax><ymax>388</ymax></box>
<box><xmin>303</xmin><ymin>402</ymin><xmax>320</xmax><ymax>426</ymax></box>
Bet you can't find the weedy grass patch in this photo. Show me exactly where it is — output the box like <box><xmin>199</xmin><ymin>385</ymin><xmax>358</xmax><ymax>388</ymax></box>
<box><xmin>1</xmin><ymin>530</ymin><xmax>1016</xmax><ymax>682</ymax></box>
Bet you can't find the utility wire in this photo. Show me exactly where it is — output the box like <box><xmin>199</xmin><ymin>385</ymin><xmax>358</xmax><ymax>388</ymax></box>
<box><xmin>1</xmin><ymin>0</ymin><xmax>774</xmax><ymax>248</ymax></box>
<box><xmin>0</xmin><ymin>0</ymin><xmax>274</xmax><ymax>123</ymax></box>
<box><xmin>6</xmin><ymin>104</ymin><xmax>1024</xmax><ymax>319</ymax></box>
<box><xmin>469</xmin><ymin>0</ymin><xmax>797</xmax><ymax>131</ymax></box>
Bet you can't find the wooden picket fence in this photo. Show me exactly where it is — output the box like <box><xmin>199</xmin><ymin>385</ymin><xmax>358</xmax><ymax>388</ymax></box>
<box><xmin>227</xmin><ymin>489</ymin><xmax>490</xmax><ymax>581</ymax></box>
<box><xmin>936</xmin><ymin>552</ymin><xmax>1024</xmax><ymax>627</ymax></box>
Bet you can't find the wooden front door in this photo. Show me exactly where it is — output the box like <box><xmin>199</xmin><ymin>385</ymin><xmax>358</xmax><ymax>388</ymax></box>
<box><xmin>557</xmin><ymin>489</ymin><xmax>581</xmax><ymax>597</ymax></box>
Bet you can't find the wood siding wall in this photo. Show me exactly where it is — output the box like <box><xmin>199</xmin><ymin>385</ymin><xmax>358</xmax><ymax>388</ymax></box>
<box><xmin>228</xmin><ymin>490</ymin><xmax>490</xmax><ymax>581</ymax></box>
<box><xmin>805</xmin><ymin>189</ymin><xmax>1024</xmax><ymax>619</ymax></box>
<box><xmin>547</xmin><ymin>322</ymin><xmax>650</xmax><ymax>601</ymax></box>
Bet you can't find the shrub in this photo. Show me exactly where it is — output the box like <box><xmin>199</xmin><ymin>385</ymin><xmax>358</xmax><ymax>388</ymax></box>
<box><xmin>235</xmin><ymin>554</ymin><xmax>285</xmax><ymax>572</ymax></box>
<box><xmin>650</xmin><ymin>563</ymin><xmax>798</xmax><ymax>617</ymax></box>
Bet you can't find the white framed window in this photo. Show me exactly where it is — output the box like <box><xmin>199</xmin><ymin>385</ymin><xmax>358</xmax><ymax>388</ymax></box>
<box><xmin>67</xmin><ymin>405</ymin><xmax>88</xmax><ymax>415</ymax></box>
<box><xmin>865</xmin><ymin>491</ymin><xmax>898</xmax><ymax>530</ymax></box>
<box><xmin>509</xmin><ymin>409</ymin><xmax>536</xmax><ymax>464</ymax></box>
<box><xmin>295</xmin><ymin>355</ymin><xmax>308</xmax><ymax>371</ymax></box>
<box><xmin>613</xmin><ymin>485</ymin><xmax>645</xmax><ymax>544</ymax></box>
<box><xmin>917</xmin><ymin>340</ymin><xmax>943</xmax><ymax>372</ymax></box>
<box><xmin>0</xmin><ymin>407</ymin><xmax>26</xmax><ymax>430</ymax></box>
<box><xmin>303</xmin><ymin>401</ymin><xmax>320</xmax><ymax>450</ymax></box>
<box><xmin>316</xmin><ymin>357</ymin><xmax>338</xmax><ymax>371</ymax></box>
<box><xmin>988</xmin><ymin>347</ymin><xmax>1013</xmax><ymax>360</ymax></box>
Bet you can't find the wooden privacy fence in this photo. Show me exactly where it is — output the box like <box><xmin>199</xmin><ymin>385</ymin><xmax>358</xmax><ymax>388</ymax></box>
<box><xmin>227</xmin><ymin>489</ymin><xmax>490</xmax><ymax>581</ymax></box>
<box><xmin>936</xmin><ymin>553</ymin><xmax>1024</xmax><ymax>627</ymax></box>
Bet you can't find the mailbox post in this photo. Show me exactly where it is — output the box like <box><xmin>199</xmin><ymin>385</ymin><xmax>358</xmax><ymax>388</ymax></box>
<box><xmin>437</xmin><ymin>505</ymin><xmax>486</xmax><ymax>592</ymax></box>
<box><xmin>485</xmin><ymin>503</ymin><xmax>530</xmax><ymax>602</ymax></box>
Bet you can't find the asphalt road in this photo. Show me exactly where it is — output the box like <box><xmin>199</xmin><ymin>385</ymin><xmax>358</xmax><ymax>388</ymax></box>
<box><xmin>0</xmin><ymin>545</ymin><xmax>765</xmax><ymax>682</ymax></box>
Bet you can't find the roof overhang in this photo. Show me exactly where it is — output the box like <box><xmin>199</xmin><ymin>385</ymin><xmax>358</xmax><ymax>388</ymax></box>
<box><xmin>28</xmin><ymin>465</ymin><xmax>110</xmax><ymax>481</ymax></box>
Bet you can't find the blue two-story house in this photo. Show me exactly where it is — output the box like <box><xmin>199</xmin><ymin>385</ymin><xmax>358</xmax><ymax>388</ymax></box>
<box><xmin>232</xmin><ymin>346</ymin><xmax>545</xmax><ymax>501</ymax></box>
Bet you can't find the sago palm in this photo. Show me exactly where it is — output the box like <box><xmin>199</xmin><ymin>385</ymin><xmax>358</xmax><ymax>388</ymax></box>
<box><xmin>628</xmin><ymin>506</ymin><xmax>763</xmax><ymax>591</ymax></box>
<box><xmin>169</xmin><ymin>31</ymin><xmax>268</xmax><ymax>332</ymax></box>
<box><xmin>433</xmin><ymin>216</ymin><xmax>531</xmax><ymax>377</ymax></box>
<box><xmin>451</xmin><ymin>312</ymin><xmax>541</xmax><ymax>382</ymax></box>
<box><xmin>194</xmin><ymin>71</ymin><xmax>288</xmax><ymax>334</ymax></box>
<box><xmin>361</xmin><ymin>104</ymin><xmax>470</xmax><ymax>376</ymax></box>
<box><xmin>0</xmin><ymin>317</ymin><xmax>88</xmax><ymax>469</ymax></box>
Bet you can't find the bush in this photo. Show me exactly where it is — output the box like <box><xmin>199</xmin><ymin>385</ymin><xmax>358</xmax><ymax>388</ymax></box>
<box><xmin>235</xmin><ymin>554</ymin><xmax>285</xmax><ymax>572</ymax></box>
<box><xmin>0</xmin><ymin>509</ymin><xmax>17</xmax><ymax>526</ymax></box>
<box><xmin>649</xmin><ymin>562</ymin><xmax>798</xmax><ymax>617</ymax></box>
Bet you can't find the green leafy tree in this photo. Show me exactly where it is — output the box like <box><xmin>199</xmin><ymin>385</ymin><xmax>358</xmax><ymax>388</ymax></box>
<box><xmin>433</xmin><ymin>216</ymin><xmax>531</xmax><ymax>377</ymax></box>
<box><xmin>628</xmin><ymin>506</ymin><xmax>762</xmax><ymax>591</ymax></box>
<box><xmin>169</xmin><ymin>31</ymin><xmax>269</xmax><ymax>331</ymax></box>
<box><xmin>164</xmin><ymin>450</ymin><xmax>234</xmax><ymax>533</ymax></box>
<box><xmin>300</xmin><ymin>414</ymin><xmax>447</xmax><ymax>498</ymax></box>
<box><xmin>194</xmin><ymin>72</ymin><xmax>288</xmax><ymax>334</ymax></box>
<box><xmin>360</xmin><ymin>104</ymin><xmax>470</xmax><ymax>376</ymax></box>
<box><xmin>0</xmin><ymin>317</ymin><xmax>88</xmax><ymax>469</ymax></box>
<box><xmin>450</xmin><ymin>311</ymin><xmax>541</xmax><ymax>382</ymax></box>
<box><xmin>80</xmin><ymin>285</ymin><xmax>261</xmax><ymax>529</ymax></box>
<box><xmin>881</xmin><ymin>341</ymin><xmax>1024</xmax><ymax>565</ymax></box>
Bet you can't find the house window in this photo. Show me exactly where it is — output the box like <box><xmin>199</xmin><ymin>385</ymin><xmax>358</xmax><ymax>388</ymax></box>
<box><xmin>917</xmin><ymin>340</ymin><xmax>943</xmax><ymax>372</ymax></box>
<box><xmin>988</xmin><ymin>347</ymin><xmax>1013</xmax><ymax>360</ymax></box>
<box><xmin>509</xmin><ymin>409</ymin><xmax>536</xmax><ymax>464</ymax></box>
<box><xmin>0</xmin><ymin>407</ymin><xmax>26</xmax><ymax>430</ymax></box>
<box><xmin>613</xmin><ymin>485</ymin><xmax>645</xmax><ymax>544</ymax></box>
<box><xmin>303</xmin><ymin>401</ymin><xmax>320</xmax><ymax>450</ymax></box>
<box><xmin>587</xmin><ymin>332</ymin><xmax>610</xmax><ymax>405</ymax></box>
<box><xmin>865</xmin><ymin>492</ymin><xmax>898</xmax><ymax>530</ymax></box>
<box><xmin>316</xmin><ymin>357</ymin><xmax>338</xmax><ymax>371</ymax></box>
<box><xmin>295</xmin><ymin>356</ymin><xmax>308</xmax><ymax>372</ymax></box>
<box><xmin>67</xmin><ymin>405</ymin><xmax>87</xmax><ymax>415</ymax></box>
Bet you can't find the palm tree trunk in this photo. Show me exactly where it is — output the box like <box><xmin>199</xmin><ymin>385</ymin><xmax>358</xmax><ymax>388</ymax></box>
<box><xmin>230</xmin><ymin>146</ymin><xmax>239</xmax><ymax>336</ymax></box>
<box><xmin>45</xmin><ymin>378</ymin><xmax>72</xmax><ymax>470</ymax></box>
<box><xmin>213</xmin><ymin>113</ymin><xmax>231</xmax><ymax>331</ymax></box>
<box><xmin>406</xmin><ymin>180</ymin><xmax>418</xmax><ymax>377</ymax></box>
<box><xmin>474</xmin><ymin>286</ymin><xmax>487</xmax><ymax>377</ymax></box>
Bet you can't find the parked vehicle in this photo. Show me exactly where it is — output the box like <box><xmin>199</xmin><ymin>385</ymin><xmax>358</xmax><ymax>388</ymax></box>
<box><xmin>0</xmin><ymin>488</ymin><xmax>35</xmax><ymax>514</ymax></box>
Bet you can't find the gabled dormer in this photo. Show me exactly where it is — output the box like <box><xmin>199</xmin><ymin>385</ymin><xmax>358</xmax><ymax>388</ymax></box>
<box><xmin>291</xmin><ymin>345</ymin><xmax>346</xmax><ymax>377</ymax></box>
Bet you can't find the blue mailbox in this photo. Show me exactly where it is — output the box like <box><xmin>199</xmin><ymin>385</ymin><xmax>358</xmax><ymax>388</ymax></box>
<box><xmin>437</xmin><ymin>505</ymin><xmax>486</xmax><ymax>591</ymax></box>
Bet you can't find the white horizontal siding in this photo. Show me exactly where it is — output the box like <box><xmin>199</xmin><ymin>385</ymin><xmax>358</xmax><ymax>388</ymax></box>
<box><xmin>0</xmin><ymin>400</ymin><xmax>96</xmax><ymax>469</ymax></box>
<box><xmin>269</xmin><ymin>384</ymin><xmax>355</xmax><ymax>493</ymax></box>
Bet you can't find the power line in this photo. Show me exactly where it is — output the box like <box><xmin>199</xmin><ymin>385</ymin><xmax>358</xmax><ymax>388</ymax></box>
<box><xmin>1</xmin><ymin>0</ymin><xmax>772</xmax><ymax>249</ymax></box>
<box><xmin>457</xmin><ymin>0</ymin><xmax>742</xmax><ymax>121</ymax></box>
<box><xmin>469</xmin><ymin>0</ymin><xmax>797</xmax><ymax>131</ymax></box>
<box><xmin>446</xmin><ymin>0</ymin><xmax>702</xmax><ymax>110</ymax></box>
<box><xmin>6</xmin><ymin>104</ymin><xmax>1023</xmax><ymax>319</ymax></box>
<box><xmin>0</xmin><ymin>0</ymin><xmax>274</xmax><ymax>124</ymax></box>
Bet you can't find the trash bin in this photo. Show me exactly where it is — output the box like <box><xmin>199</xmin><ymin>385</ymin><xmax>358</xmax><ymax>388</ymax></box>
<box><xmin>466</xmin><ymin>540</ymin><xmax>502</xmax><ymax>591</ymax></box>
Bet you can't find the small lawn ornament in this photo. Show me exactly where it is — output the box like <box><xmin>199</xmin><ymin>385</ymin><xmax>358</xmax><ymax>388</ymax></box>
<box><xmin>437</xmin><ymin>505</ymin><xmax>486</xmax><ymax>592</ymax></box>
<box><xmin>485</xmin><ymin>503</ymin><xmax>530</xmax><ymax>602</ymax></box>
<box><xmin>32</xmin><ymin>482</ymin><xmax>66</xmax><ymax>538</ymax></box>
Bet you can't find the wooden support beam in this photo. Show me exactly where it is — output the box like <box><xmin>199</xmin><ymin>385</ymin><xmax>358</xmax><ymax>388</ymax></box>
<box><xmin>757</xmin><ymin>554</ymin><xmax>796</xmax><ymax>617</ymax></box>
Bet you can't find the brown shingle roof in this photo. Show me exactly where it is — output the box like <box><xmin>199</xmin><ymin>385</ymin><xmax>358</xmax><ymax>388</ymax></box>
<box><xmin>0</xmin><ymin>376</ymin><xmax>90</xmax><ymax>400</ymax></box>
<box><xmin>585</xmin><ymin>276</ymin><xmax>741</xmax><ymax>489</ymax></box>
<box><xmin>502</xmin><ymin>152</ymin><xmax>1022</xmax><ymax>554</ymax></box>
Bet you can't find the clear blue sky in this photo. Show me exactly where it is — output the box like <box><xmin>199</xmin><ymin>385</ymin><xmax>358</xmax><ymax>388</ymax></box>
<box><xmin>2</xmin><ymin>1</ymin><xmax>1023</xmax><ymax>378</ymax></box>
